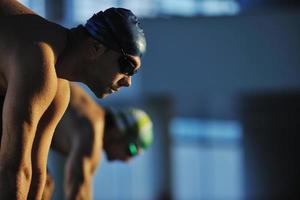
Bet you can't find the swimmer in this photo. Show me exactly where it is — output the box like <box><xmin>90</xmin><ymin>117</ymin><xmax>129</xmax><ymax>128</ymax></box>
<box><xmin>0</xmin><ymin>1</ymin><xmax>146</xmax><ymax>199</ymax></box>
<box><xmin>48</xmin><ymin>83</ymin><xmax>153</xmax><ymax>200</ymax></box>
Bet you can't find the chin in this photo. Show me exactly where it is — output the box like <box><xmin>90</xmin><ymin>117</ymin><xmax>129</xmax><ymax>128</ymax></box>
<box><xmin>107</xmin><ymin>157</ymin><xmax>113</xmax><ymax>161</ymax></box>
<box><xmin>105</xmin><ymin>151</ymin><xmax>113</xmax><ymax>160</ymax></box>
<box><xmin>106</xmin><ymin>155</ymin><xmax>116</xmax><ymax>161</ymax></box>
<box><xmin>88</xmin><ymin>85</ymin><xmax>107</xmax><ymax>99</ymax></box>
<box><xmin>95</xmin><ymin>92</ymin><xmax>109</xmax><ymax>99</ymax></box>
<box><xmin>101</xmin><ymin>93</ymin><xmax>111</xmax><ymax>98</ymax></box>
<box><xmin>97</xmin><ymin>88</ymin><xmax>114</xmax><ymax>98</ymax></box>
<box><xmin>96</xmin><ymin>94</ymin><xmax>106</xmax><ymax>99</ymax></box>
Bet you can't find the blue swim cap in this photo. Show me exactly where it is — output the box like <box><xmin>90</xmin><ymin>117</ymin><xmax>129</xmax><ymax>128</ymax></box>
<box><xmin>84</xmin><ymin>7</ymin><xmax>146</xmax><ymax>57</ymax></box>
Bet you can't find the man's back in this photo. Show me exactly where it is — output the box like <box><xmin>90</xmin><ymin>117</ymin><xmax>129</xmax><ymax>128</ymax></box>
<box><xmin>0</xmin><ymin>0</ymin><xmax>35</xmax><ymax>17</ymax></box>
<box><xmin>0</xmin><ymin>0</ymin><xmax>67</xmax><ymax>92</ymax></box>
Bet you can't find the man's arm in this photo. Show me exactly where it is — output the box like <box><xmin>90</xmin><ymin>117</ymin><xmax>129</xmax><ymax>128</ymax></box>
<box><xmin>49</xmin><ymin>83</ymin><xmax>104</xmax><ymax>200</ymax></box>
<box><xmin>41</xmin><ymin>169</ymin><xmax>55</xmax><ymax>200</ymax></box>
<box><xmin>0</xmin><ymin>43</ymin><xmax>58</xmax><ymax>199</ymax></box>
<box><xmin>51</xmin><ymin>102</ymin><xmax>75</xmax><ymax>155</ymax></box>
<box><xmin>51</xmin><ymin>109</ymin><xmax>93</xmax><ymax>200</ymax></box>
<box><xmin>63</xmin><ymin>112</ymin><xmax>100</xmax><ymax>200</ymax></box>
<box><xmin>28</xmin><ymin>79</ymin><xmax>70</xmax><ymax>200</ymax></box>
<box><xmin>64</xmin><ymin>144</ymin><xmax>95</xmax><ymax>200</ymax></box>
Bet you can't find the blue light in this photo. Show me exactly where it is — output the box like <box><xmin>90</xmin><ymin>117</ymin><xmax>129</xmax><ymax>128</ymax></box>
<box><xmin>199</xmin><ymin>0</ymin><xmax>240</xmax><ymax>16</ymax></box>
<box><xmin>170</xmin><ymin>117</ymin><xmax>242</xmax><ymax>141</ymax></box>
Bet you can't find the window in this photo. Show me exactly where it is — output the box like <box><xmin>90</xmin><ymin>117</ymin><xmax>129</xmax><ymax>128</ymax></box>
<box><xmin>170</xmin><ymin>118</ymin><xmax>244</xmax><ymax>200</ymax></box>
<box><xmin>72</xmin><ymin>0</ymin><xmax>240</xmax><ymax>23</ymax></box>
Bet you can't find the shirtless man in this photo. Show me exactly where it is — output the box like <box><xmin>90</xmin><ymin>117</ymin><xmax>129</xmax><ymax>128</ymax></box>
<box><xmin>47</xmin><ymin>83</ymin><xmax>153</xmax><ymax>200</ymax></box>
<box><xmin>0</xmin><ymin>1</ymin><xmax>146</xmax><ymax>199</ymax></box>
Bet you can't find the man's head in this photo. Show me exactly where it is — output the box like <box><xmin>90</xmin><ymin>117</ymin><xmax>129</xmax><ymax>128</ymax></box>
<box><xmin>75</xmin><ymin>7</ymin><xmax>147</xmax><ymax>98</ymax></box>
<box><xmin>85</xmin><ymin>8</ymin><xmax>146</xmax><ymax>57</ymax></box>
<box><xmin>104</xmin><ymin>108</ymin><xmax>153</xmax><ymax>162</ymax></box>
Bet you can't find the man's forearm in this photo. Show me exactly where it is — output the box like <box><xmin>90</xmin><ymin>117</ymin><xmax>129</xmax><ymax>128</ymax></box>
<box><xmin>41</xmin><ymin>172</ymin><xmax>55</xmax><ymax>200</ymax></box>
<box><xmin>0</xmin><ymin>163</ymin><xmax>32</xmax><ymax>200</ymax></box>
<box><xmin>28</xmin><ymin>79</ymin><xmax>70</xmax><ymax>200</ymax></box>
<box><xmin>65</xmin><ymin>178</ymin><xmax>93</xmax><ymax>200</ymax></box>
<box><xmin>64</xmin><ymin>151</ymin><xmax>95</xmax><ymax>200</ymax></box>
<box><xmin>0</xmin><ymin>125</ymin><xmax>37</xmax><ymax>200</ymax></box>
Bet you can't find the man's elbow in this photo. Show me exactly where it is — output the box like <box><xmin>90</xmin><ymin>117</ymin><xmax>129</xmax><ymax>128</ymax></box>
<box><xmin>0</xmin><ymin>160</ymin><xmax>32</xmax><ymax>198</ymax></box>
<box><xmin>0</xmin><ymin>159</ymin><xmax>32</xmax><ymax>181</ymax></box>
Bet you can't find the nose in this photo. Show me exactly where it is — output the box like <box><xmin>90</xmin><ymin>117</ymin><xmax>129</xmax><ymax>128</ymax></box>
<box><xmin>119</xmin><ymin>76</ymin><xmax>132</xmax><ymax>87</ymax></box>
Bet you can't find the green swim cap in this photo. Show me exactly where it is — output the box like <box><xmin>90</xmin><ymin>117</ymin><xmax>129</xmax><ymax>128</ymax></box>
<box><xmin>110</xmin><ymin>108</ymin><xmax>153</xmax><ymax>149</ymax></box>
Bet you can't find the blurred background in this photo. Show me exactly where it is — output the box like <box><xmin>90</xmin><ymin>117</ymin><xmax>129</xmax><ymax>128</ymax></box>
<box><xmin>19</xmin><ymin>0</ymin><xmax>300</xmax><ymax>199</ymax></box>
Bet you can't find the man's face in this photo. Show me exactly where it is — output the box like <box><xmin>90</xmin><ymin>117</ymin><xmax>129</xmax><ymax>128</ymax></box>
<box><xmin>105</xmin><ymin>139</ymin><xmax>143</xmax><ymax>162</ymax></box>
<box><xmin>104</xmin><ymin>126</ymin><xmax>143</xmax><ymax>162</ymax></box>
<box><xmin>86</xmin><ymin>49</ymin><xmax>141</xmax><ymax>98</ymax></box>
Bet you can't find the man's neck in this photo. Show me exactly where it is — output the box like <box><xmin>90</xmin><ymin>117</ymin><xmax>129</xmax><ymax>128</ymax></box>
<box><xmin>55</xmin><ymin>29</ymin><xmax>74</xmax><ymax>80</ymax></box>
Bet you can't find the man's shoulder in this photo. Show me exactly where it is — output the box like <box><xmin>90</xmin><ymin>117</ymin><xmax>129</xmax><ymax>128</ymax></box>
<box><xmin>0</xmin><ymin>13</ymin><xmax>67</xmax><ymax>59</ymax></box>
<box><xmin>3</xmin><ymin>43</ymin><xmax>59</xmax><ymax>98</ymax></box>
<box><xmin>15</xmin><ymin>42</ymin><xmax>56</xmax><ymax>71</ymax></box>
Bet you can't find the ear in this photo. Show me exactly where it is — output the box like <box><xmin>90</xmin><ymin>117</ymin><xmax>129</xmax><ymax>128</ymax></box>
<box><xmin>88</xmin><ymin>38</ymin><xmax>107</xmax><ymax>58</ymax></box>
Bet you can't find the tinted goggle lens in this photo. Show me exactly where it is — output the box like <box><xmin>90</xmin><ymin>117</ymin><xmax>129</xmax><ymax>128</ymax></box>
<box><xmin>127</xmin><ymin>142</ymin><xmax>138</xmax><ymax>156</ymax></box>
<box><xmin>119</xmin><ymin>56</ymin><xmax>138</xmax><ymax>76</ymax></box>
